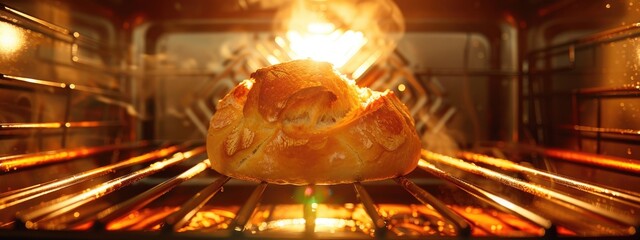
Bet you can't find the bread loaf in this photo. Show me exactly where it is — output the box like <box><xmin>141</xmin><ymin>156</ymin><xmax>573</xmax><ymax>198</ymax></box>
<box><xmin>207</xmin><ymin>60</ymin><xmax>420</xmax><ymax>185</ymax></box>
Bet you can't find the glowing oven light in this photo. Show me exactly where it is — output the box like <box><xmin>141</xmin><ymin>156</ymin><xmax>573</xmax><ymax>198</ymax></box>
<box><xmin>284</xmin><ymin>23</ymin><xmax>367</xmax><ymax>69</ymax></box>
<box><xmin>271</xmin><ymin>0</ymin><xmax>405</xmax><ymax>79</ymax></box>
<box><xmin>307</xmin><ymin>22</ymin><xmax>335</xmax><ymax>34</ymax></box>
<box><xmin>0</xmin><ymin>22</ymin><xmax>23</xmax><ymax>54</ymax></box>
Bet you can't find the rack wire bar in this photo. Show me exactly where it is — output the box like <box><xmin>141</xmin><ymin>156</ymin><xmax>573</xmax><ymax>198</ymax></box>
<box><xmin>458</xmin><ymin>151</ymin><xmax>640</xmax><ymax>206</ymax></box>
<box><xmin>353</xmin><ymin>182</ymin><xmax>387</xmax><ymax>239</ymax></box>
<box><xmin>0</xmin><ymin>141</ymin><xmax>149</xmax><ymax>173</ymax></box>
<box><xmin>230</xmin><ymin>182</ymin><xmax>267</xmax><ymax>236</ymax></box>
<box><xmin>0</xmin><ymin>221</ymin><xmax>13</xmax><ymax>229</ymax></box>
<box><xmin>422</xmin><ymin>150</ymin><xmax>638</xmax><ymax>226</ymax></box>
<box><xmin>0</xmin><ymin>74</ymin><xmax>124</xmax><ymax>99</ymax></box>
<box><xmin>563</xmin><ymin>125</ymin><xmax>640</xmax><ymax>137</ymax></box>
<box><xmin>163</xmin><ymin>175</ymin><xmax>231</xmax><ymax>232</ymax></box>
<box><xmin>394</xmin><ymin>176</ymin><xmax>471</xmax><ymax>236</ymax></box>
<box><xmin>526</xmin><ymin>23</ymin><xmax>640</xmax><ymax>77</ymax></box>
<box><xmin>14</xmin><ymin>147</ymin><xmax>206</xmax><ymax>229</ymax></box>
<box><xmin>39</xmin><ymin>198</ymin><xmax>114</xmax><ymax>231</ymax></box>
<box><xmin>0</xmin><ymin>145</ymin><xmax>180</xmax><ymax>210</ymax></box>
<box><xmin>0</xmin><ymin>3</ymin><xmax>69</xmax><ymax>35</ymax></box>
<box><xmin>536</xmin><ymin>148</ymin><xmax>640</xmax><ymax>174</ymax></box>
<box><xmin>303</xmin><ymin>185</ymin><xmax>317</xmax><ymax>237</ymax></box>
<box><xmin>529</xmin><ymin>23</ymin><xmax>640</xmax><ymax>56</ymax></box>
<box><xmin>0</xmin><ymin>121</ymin><xmax>122</xmax><ymax>130</ymax></box>
<box><xmin>574</xmin><ymin>85</ymin><xmax>640</xmax><ymax>97</ymax></box>
<box><xmin>90</xmin><ymin>159</ymin><xmax>213</xmax><ymax>230</ymax></box>
<box><xmin>415</xmin><ymin>69</ymin><xmax>519</xmax><ymax>77</ymax></box>
<box><xmin>0</xmin><ymin>3</ymin><xmax>111</xmax><ymax>52</ymax></box>
<box><xmin>417</xmin><ymin>160</ymin><xmax>554</xmax><ymax>233</ymax></box>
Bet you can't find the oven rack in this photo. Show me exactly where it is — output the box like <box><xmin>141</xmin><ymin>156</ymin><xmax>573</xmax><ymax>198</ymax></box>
<box><xmin>0</xmin><ymin>1</ymin><xmax>639</xmax><ymax>239</ymax></box>
<box><xmin>0</xmin><ymin>143</ymin><xmax>638</xmax><ymax>239</ymax></box>
<box><xmin>0</xmin><ymin>2</ymin><xmax>134</xmax><ymax>156</ymax></box>
<box><xmin>0</xmin><ymin>3</ymin><xmax>127</xmax><ymax>76</ymax></box>
<box><xmin>524</xmin><ymin>20</ymin><xmax>640</xmax><ymax>148</ymax></box>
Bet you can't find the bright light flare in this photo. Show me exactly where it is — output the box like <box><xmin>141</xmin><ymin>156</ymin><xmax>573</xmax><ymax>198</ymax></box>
<box><xmin>271</xmin><ymin>0</ymin><xmax>405</xmax><ymax>78</ymax></box>
<box><xmin>307</xmin><ymin>22</ymin><xmax>335</xmax><ymax>34</ymax></box>
<box><xmin>285</xmin><ymin>22</ymin><xmax>367</xmax><ymax>69</ymax></box>
<box><xmin>0</xmin><ymin>21</ymin><xmax>23</xmax><ymax>54</ymax></box>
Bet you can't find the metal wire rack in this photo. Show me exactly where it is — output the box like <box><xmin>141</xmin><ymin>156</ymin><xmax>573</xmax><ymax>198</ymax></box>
<box><xmin>0</xmin><ymin>2</ymin><xmax>639</xmax><ymax>240</ymax></box>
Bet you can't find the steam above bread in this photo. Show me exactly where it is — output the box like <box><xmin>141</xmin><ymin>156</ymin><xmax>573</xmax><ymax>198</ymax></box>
<box><xmin>207</xmin><ymin>60</ymin><xmax>420</xmax><ymax>185</ymax></box>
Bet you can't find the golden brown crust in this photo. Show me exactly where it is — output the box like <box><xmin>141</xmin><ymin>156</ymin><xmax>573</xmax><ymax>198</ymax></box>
<box><xmin>207</xmin><ymin>60</ymin><xmax>420</xmax><ymax>185</ymax></box>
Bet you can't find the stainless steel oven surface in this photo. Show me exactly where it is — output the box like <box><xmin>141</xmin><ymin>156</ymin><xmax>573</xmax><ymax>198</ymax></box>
<box><xmin>0</xmin><ymin>0</ymin><xmax>639</xmax><ymax>239</ymax></box>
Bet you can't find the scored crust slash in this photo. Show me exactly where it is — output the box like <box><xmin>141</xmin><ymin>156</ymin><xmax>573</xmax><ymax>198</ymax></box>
<box><xmin>207</xmin><ymin>59</ymin><xmax>421</xmax><ymax>185</ymax></box>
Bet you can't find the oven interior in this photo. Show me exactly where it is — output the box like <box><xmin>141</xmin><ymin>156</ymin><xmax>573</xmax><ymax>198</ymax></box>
<box><xmin>0</xmin><ymin>0</ymin><xmax>639</xmax><ymax>239</ymax></box>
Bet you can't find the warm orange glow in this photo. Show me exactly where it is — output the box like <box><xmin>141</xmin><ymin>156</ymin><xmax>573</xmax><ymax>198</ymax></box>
<box><xmin>421</xmin><ymin>150</ymin><xmax>638</xmax><ymax>227</ymax></box>
<box><xmin>458</xmin><ymin>151</ymin><xmax>640</xmax><ymax>204</ymax></box>
<box><xmin>450</xmin><ymin>206</ymin><xmax>543</xmax><ymax>237</ymax></box>
<box><xmin>542</xmin><ymin>148</ymin><xmax>640</xmax><ymax>173</ymax></box>
<box><xmin>307</xmin><ymin>22</ymin><xmax>335</xmax><ymax>33</ymax></box>
<box><xmin>107</xmin><ymin>207</ymin><xmax>178</xmax><ymax>230</ymax></box>
<box><xmin>0</xmin><ymin>146</ymin><xmax>105</xmax><ymax>172</ymax></box>
<box><xmin>285</xmin><ymin>23</ymin><xmax>367</xmax><ymax>69</ymax></box>
<box><xmin>99</xmin><ymin>203</ymin><xmax>560</xmax><ymax>236</ymax></box>
<box><xmin>19</xmin><ymin>147</ymin><xmax>205</xmax><ymax>230</ymax></box>
<box><xmin>0</xmin><ymin>122</ymin><xmax>62</xmax><ymax>129</ymax></box>
<box><xmin>0</xmin><ymin>145</ymin><xmax>179</xmax><ymax>211</ymax></box>
<box><xmin>0</xmin><ymin>21</ymin><xmax>22</xmax><ymax>54</ymax></box>
<box><xmin>272</xmin><ymin>0</ymin><xmax>404</xmax><ymax>78</ymax></box>
<box><xmin>258</xmin><ymin>217</ymin><xmax>357</xmax><ymax>232</ymax></box>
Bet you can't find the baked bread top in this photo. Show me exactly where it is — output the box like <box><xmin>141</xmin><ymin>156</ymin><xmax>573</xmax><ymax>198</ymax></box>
<box><xmin>207</xmin><ymin>60</ymin><xmax>420</xmax><ymax>185</ymax></box>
